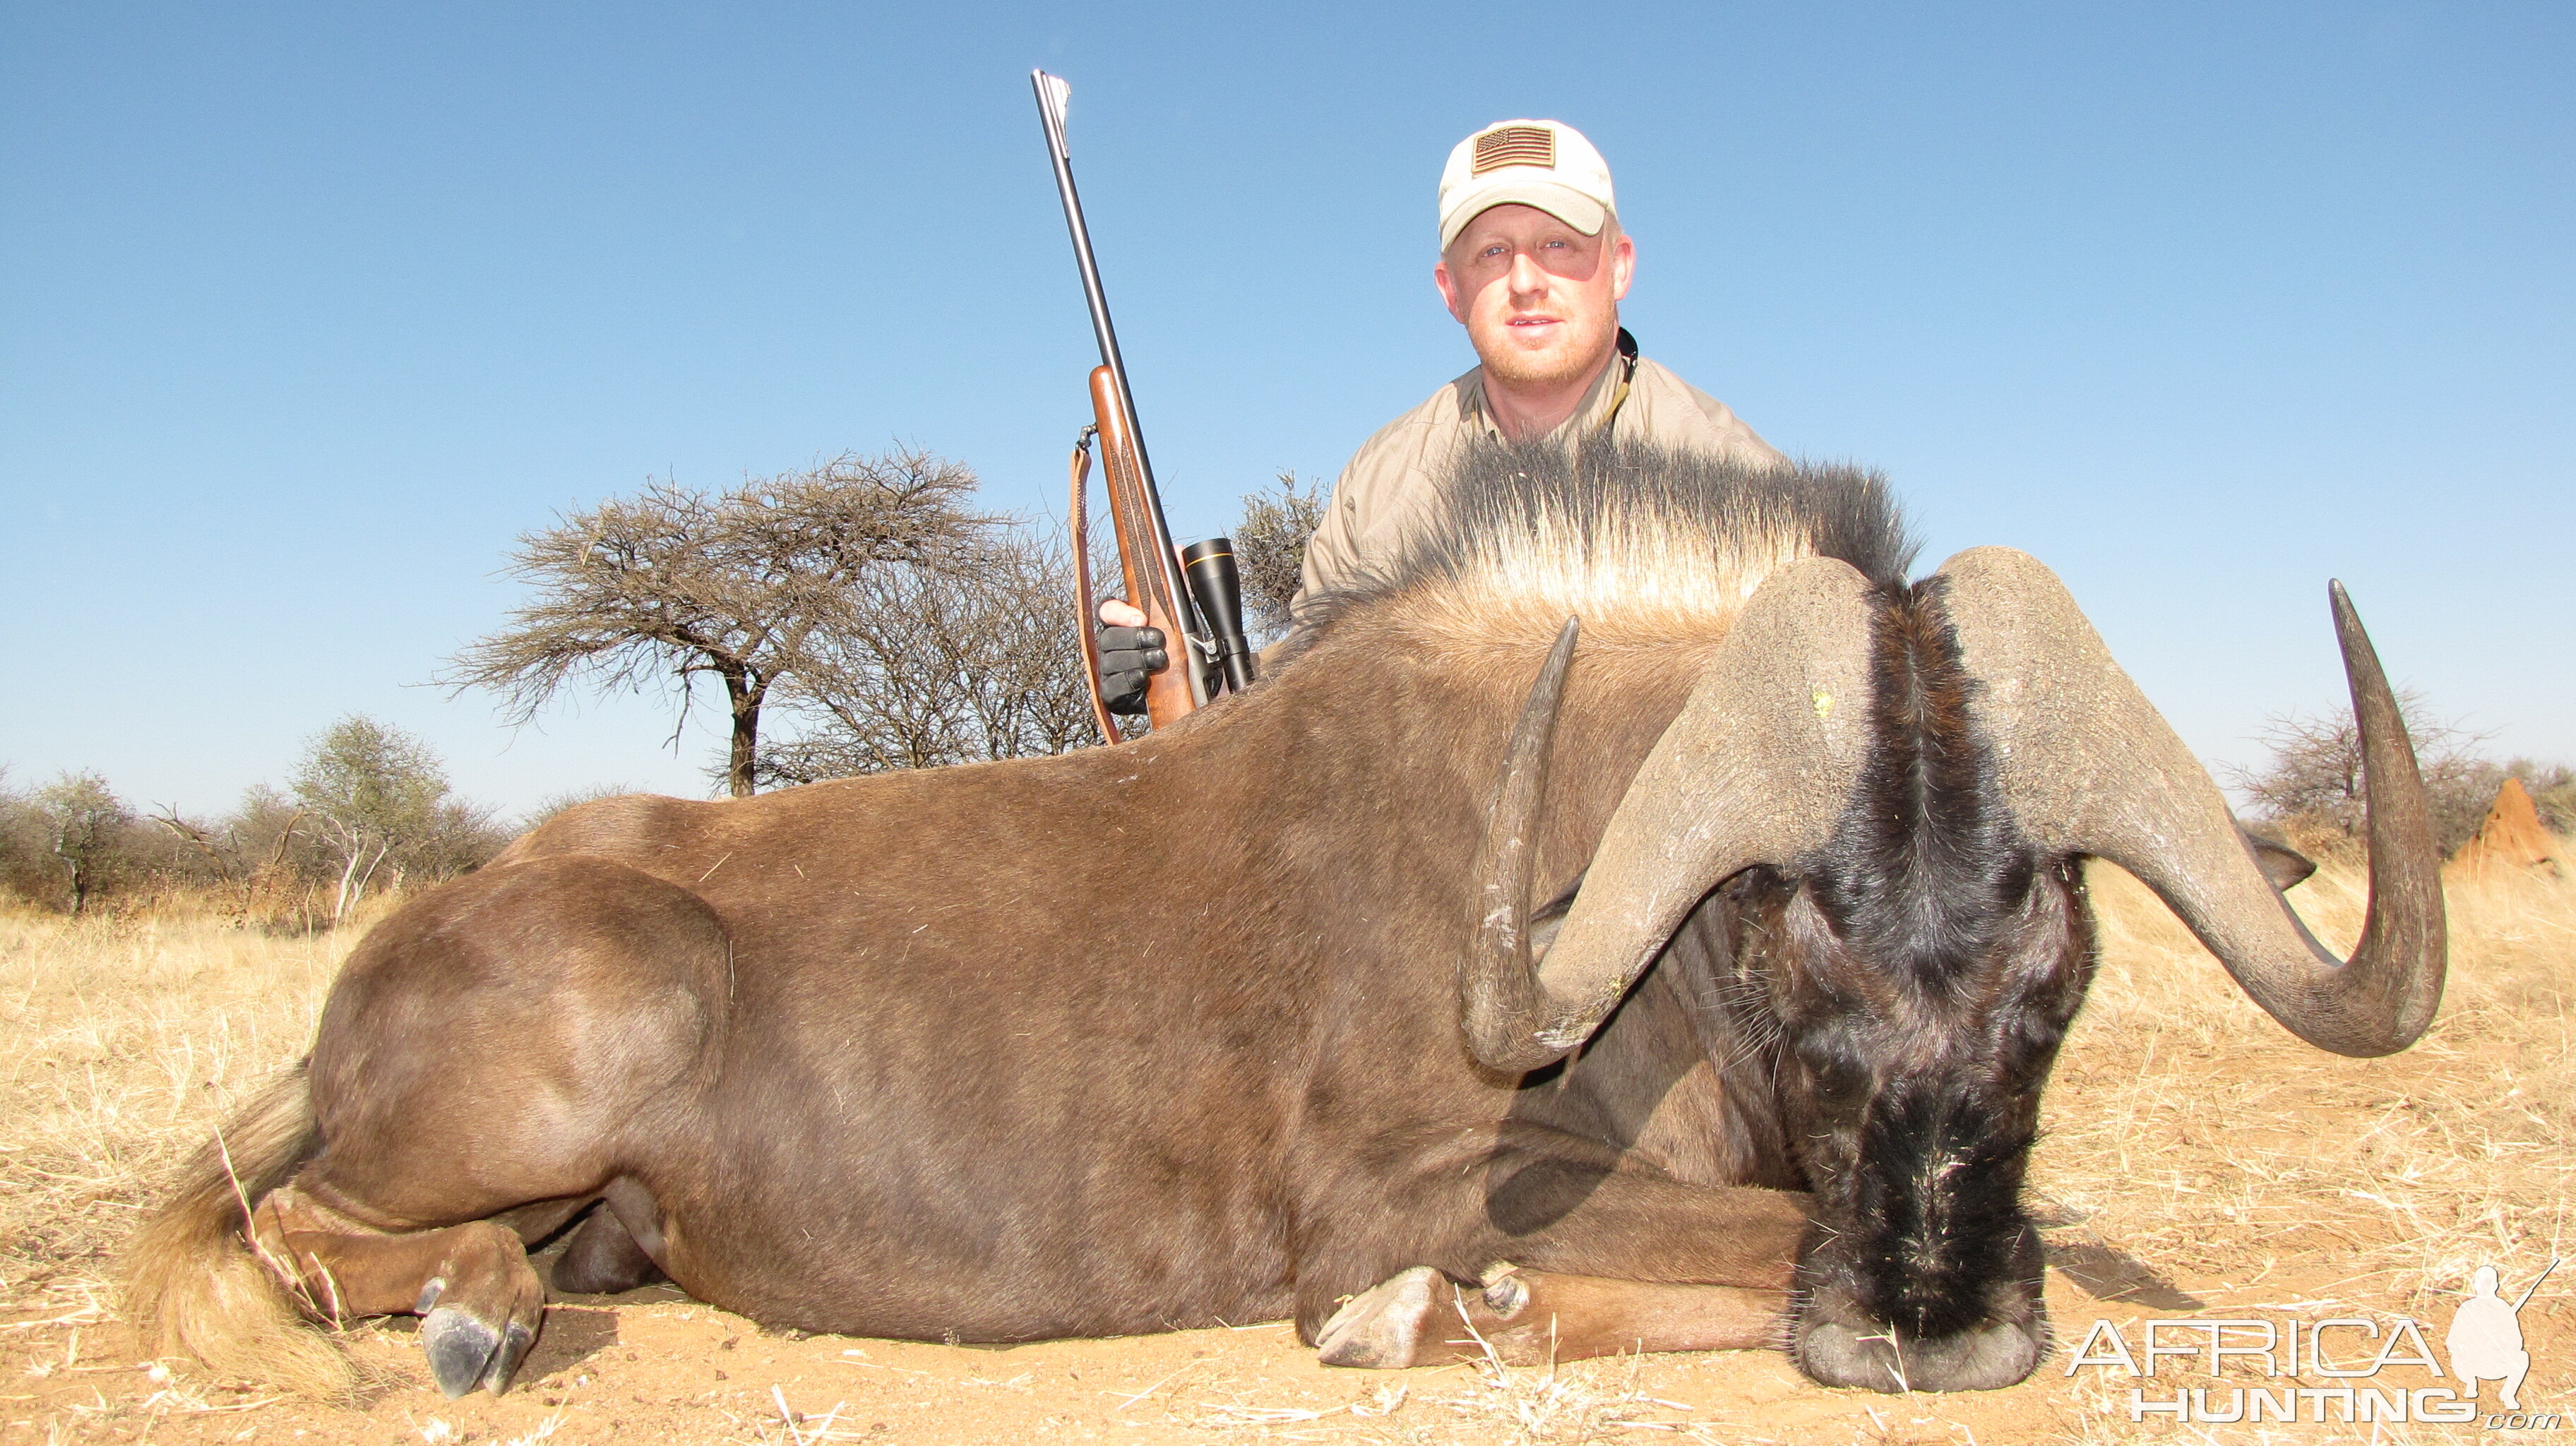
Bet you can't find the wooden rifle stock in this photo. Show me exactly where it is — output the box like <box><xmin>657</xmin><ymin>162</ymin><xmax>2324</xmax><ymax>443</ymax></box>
<box><xmin>1088</xmin><ymin>366</ymin><xmax>1197</xmax><ymax>728</ymax></box>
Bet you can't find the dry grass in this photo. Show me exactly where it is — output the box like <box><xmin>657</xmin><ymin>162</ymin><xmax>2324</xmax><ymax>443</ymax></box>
<box><xmin>0</xmin><ymin>896</ymin><xmax>362</xmax><ymax>1358</ymax></box>
<box><xmin>2042</xmin><ymin>858</ymin><xmax>2573</xmax><ymax>1315</ymax></box>
<box><xmin>0</xmin><ymin>851</ymin><xmax>2565</xmax><ymax>1442</ymax></box>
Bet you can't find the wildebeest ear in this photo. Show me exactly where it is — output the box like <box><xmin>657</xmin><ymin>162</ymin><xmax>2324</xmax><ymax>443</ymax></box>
<box><xmin>2244</xmin><ymin>834</ymin><xmax>2318</xmax><ymax>892</ymax></box>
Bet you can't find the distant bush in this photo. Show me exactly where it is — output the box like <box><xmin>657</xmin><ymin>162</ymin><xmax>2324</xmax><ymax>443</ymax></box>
<box><xmin>2501</xmin><ymin>759</ymin><xmax>2576</xmax><ymax>834</ymax></box>
<box><xmin>0</xmin><ymin>768</ymin><xmax>277</xmax><ymax>914</ymax></box>
<box><xmin>0</xmin><ymin>770</ymin><xmax>154</xmax><ymax>914</ymax></box>
<box><xmin>2231</xmin><ymin>691</ymin><xmax>2568</xmax><ymax>859</ymax></box>
<box><xmin>1</xmin><ymin>719</ymin><xmax>513</xmax><ymax>919</ymax></box>
<box><xmin>1233</xmin><ymin>470</ymin><xmax>1326</xmax><ymax>645</ymax></box>
<box><xmin>290</xmin><ymin>716</ymin><xmax>513</xmax><ymax>921</ymax></box>
<box><xmin>525</xmin><ymin>782</ymin><xmax>640</xmax><ymax>831</ymax></box>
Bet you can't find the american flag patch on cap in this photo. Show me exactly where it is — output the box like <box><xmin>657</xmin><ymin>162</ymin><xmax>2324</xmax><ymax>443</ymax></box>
<box><xmin>1472</xmin><ymin>125</ymin><xmax>1555</xmax><ymax>175</ymax></box>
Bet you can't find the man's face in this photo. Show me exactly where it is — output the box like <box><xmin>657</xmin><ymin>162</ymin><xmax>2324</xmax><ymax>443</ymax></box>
<box><xmin>1434</xmin><ymin>204</ymin><xmax>1635</xmax><ymax>390</ymax></box>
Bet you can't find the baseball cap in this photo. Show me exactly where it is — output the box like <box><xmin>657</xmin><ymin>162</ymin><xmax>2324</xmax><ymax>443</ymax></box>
<box><xmin>1437</xmin><ymin>119</ymin><xmax>1616</xmax><ymax>250</ymax></box>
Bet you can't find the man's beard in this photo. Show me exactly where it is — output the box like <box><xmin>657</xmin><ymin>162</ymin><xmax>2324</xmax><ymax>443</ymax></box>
<box><xmin>1477</xmin><ymin>313</ymin><xmax>1618</xmax><ymax>390</ymax></box>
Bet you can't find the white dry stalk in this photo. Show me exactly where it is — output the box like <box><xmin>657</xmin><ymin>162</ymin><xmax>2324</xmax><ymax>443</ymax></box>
<box><xmin>1425</xmin><ymin>1291</ymin><xmax>1669</xmax><ymax>1444</ymax></box>
<box><xmin>502</xmin><ymin>1412</ymin><xmax>566</xmax><ymax>1446</ymax></box>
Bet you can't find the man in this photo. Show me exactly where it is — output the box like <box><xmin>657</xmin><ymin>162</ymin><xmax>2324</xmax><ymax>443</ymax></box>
<box><xmin>1099</xmin><ymin>118</ymin><xmax>1782</xmax><ymax>705</ymax></box>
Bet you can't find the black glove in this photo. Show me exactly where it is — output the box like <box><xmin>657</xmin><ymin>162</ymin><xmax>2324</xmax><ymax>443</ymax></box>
<box><xmin>1097</xmin><ymin>624</ymin><xmax>1167</xmax><ymax>716</ymax></box>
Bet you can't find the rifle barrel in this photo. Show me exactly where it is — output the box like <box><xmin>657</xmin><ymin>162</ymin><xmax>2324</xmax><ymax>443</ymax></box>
<box><xmin>1031</xmin><ymin>70</ymin><xmax>1205</xmax><ymax>655</ymax></box>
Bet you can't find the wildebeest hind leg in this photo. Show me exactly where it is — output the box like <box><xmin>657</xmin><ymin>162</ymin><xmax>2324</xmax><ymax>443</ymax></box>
<box><xmin>268</xmin><ymin>856</ymin><xmax>732</xmax><ymax>1395</ymax></box>
<box><xmin>1318</xmin><ymin>1267</ymin><xmax>1784</xmax><ymax>1368</ymax></box>
<box><xmin>250</xmin><ymin>1185</ymin><xmax>547</xmax><ymax>1397</ymax></box>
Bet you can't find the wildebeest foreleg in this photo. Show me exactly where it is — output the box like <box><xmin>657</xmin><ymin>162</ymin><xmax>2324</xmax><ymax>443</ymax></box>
<box><xmin>1317</xmin><ymin>1267</ymin><xmax>1785</xmax><ymax>1368</ymax></box>
<box><xmin>1489</xmin><ymin>1171</ymin><xmax>1809</xmax><ymax>1285</ymax></box>
<box><xmin>249</xmin><ymin>1185</ymin><xmax>549</xmax><ymax>1397</ymax></box>
<box><xmin>1306</xmin><ymin>1170</ymin><xmax>1807</xmax><ymax>1368</ymax></box>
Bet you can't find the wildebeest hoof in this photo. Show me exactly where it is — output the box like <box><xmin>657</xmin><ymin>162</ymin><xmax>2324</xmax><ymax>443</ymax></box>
<box><xmin>1316</xmin><ymin>1267</ymin><xmax>1443</xmax><ymax>1368</ymax></box>
<box><xmin>421</xmin><ymin>1305</ymin><xmax>524</xmax><ymax>1398</ymax></box>
<box><xmin>479</xmin><ymin>1318</ymin><xmax>535</xmax><ymax>1394</ymax></box>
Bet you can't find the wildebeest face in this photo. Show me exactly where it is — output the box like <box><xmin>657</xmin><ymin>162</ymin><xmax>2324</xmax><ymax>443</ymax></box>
<box><xmin>1751</xmin><ymin>847</ymin><xmax>2099</xmax><ymax>1392</ymax></box>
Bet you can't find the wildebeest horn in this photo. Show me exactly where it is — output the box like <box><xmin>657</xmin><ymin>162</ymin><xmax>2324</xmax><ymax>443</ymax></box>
<box><xmin>1934</xmin><ymin>547</ymin><xmax>2445</xmax><ymax>1057</ymax></box>
<box><xmin>1462</xmin><ymin>557</ymin><xmax>1879</xmax><ymax>1072</ymax></box>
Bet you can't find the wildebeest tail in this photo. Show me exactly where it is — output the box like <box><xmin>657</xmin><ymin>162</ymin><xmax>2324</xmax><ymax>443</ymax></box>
<box><xmin>120</xmin><ymin>1060</ymin><xmax>355</xmax><ymax>1397</ymax></box>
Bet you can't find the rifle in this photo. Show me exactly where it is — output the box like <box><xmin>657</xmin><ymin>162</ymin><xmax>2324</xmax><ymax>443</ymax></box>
<box><xmin>1032</xmin><ymin>70</ymin><xmax>1256</xmax><ymax>735</ymax></box>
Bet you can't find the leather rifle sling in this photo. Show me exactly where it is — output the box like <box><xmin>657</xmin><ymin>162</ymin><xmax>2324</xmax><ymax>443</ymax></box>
<box><xmin>1067</xmin><ymin>428</ymin><xmax>1119</xmax><ymax>741</ymax></box>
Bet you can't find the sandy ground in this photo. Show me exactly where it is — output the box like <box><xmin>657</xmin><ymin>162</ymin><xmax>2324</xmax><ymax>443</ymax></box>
<box><xmin>2</xmin><ymin>862</ymin><xmax>2568</xmax><ymax>1444</ymax></box>
<box><xmin>13</xmin><ymin>1250</ymin><xmax>2565</xmax><ymax>1445</ymax></box>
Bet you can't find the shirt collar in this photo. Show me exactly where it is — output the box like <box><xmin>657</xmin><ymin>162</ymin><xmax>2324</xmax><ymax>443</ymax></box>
<box><xmin>1462</xmin><ymin>328</ymin><xmax>1640</xmax><ymax>442</ymax></box>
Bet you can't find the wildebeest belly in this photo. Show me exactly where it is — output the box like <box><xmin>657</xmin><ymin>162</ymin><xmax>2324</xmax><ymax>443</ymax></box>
<box><xmin>631</xmin><ymin>964</ymin><xmax>1308</xmax><ymax>1342</ymax></box>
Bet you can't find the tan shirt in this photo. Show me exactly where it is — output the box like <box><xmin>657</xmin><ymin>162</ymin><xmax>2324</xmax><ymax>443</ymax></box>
<box><xmin>1291</xmin><ymin>347</ymin><xmax>1785</xmax><ymax>623</ymax></box>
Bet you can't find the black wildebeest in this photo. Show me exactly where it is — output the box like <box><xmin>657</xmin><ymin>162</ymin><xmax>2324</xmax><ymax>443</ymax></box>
<box><xmin>126</xmin><ymin>440</ymin><xmax>2443</xmax><ymax>1398</ymax></box>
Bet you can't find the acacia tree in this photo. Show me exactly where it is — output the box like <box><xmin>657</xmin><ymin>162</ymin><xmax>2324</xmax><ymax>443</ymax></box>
<box><xmin>441</xmin><ymin>450</ymin><xmax>995</xmax><ymax>796</ymax></box>
<box><xmin>753</xmin><ymin>527</ymin><xmax>1104</xmax><ymax>785</ymax></box>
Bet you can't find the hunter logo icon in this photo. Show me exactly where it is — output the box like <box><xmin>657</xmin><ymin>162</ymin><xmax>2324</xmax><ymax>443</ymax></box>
<box><xmin>2450</xmin><ymin>1260</ymin><xmax>2555</xmax><ymax>1411</ymax></box>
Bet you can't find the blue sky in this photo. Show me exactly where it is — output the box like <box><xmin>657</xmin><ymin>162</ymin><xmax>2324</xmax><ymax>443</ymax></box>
<box><xmin>4</xmin><ymin>2</ymin><xmax>2568</xmax><ymax>818</ymax></box>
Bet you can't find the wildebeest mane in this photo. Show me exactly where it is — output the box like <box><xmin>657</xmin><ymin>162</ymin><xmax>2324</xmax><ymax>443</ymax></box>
<box><xmin>1287</xmin><ymin>436</ymin><xmax>1918</xmax><ymax>656</ymax></box>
